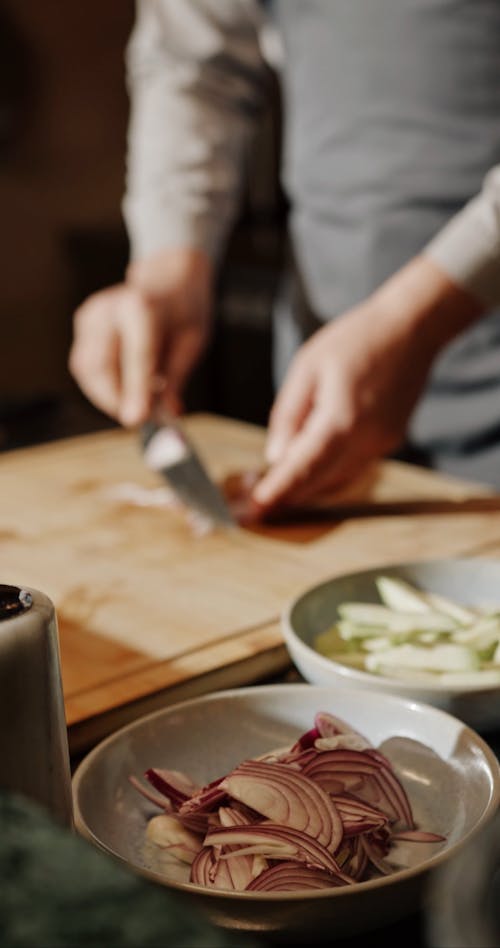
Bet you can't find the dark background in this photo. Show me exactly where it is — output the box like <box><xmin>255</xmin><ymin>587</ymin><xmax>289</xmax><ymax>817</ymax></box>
<box><xmin>0</xmin><ymin>1</ymin><xmax>285</xmax><ymax>451</ymax></box>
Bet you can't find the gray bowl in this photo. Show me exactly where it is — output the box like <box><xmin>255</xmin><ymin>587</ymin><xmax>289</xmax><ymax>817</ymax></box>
<box><xmin>282</xmin><ymin>558</ymin><xmax>500</xmax><ymax>731</ymax></box>
<box><xmin>72</xmin><ymin>683</ymin><xmax>500</xmax><ymax>941</ymax></box>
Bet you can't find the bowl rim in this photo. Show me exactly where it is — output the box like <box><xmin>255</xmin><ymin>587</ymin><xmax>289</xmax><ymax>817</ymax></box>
<box><xmin>282</xmin><ymin>557</ymin><xmax>500</xmax><ymax>697</ymax></box>
<box><xmin>72</xmin><ymin>682</ymin><xmax>500</xmax><ymax>903</ymax></box>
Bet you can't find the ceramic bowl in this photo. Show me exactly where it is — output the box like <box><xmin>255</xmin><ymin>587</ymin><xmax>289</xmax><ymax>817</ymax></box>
<box><xmin>282</xmin><ymin>558</ymin><xmax>500</xmax><ymax>731</ymax></box>
<box><xmin>72</xmin><ymin>683</ymin><xmax>500</xmax><ymax>942</ymax></box>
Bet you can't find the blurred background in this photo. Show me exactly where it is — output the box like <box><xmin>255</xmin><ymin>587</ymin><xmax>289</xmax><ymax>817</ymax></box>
<box><xmin>0</xmin><ymin>1</ymin><xmax>285</xmax><ymax>451</ymax></box>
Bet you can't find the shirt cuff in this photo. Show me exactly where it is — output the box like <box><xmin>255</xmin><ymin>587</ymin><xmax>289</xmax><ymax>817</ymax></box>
<box><xmin>424</xmin><ymin>183</ymin><xmax>500</xmax><ymax>308</ymax></box>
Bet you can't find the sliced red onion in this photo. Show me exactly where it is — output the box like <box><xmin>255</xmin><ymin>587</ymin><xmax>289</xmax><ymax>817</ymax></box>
<box><xmin>145</xmin><ymin>814</ymin><xmax>202</xmax><ymax>863</ymax></box>
<box><xmin>144</xmin><ymin>769</ymin><xmax>191</xmax><ymax>807</ymax></box>
<box><xmin>275</xmin><ymin>747</ymin><xmax>319</xmax><ymax>768</ymax></box>
<box><xmin>177</xmin><ymin>811</ymin><xmax>211</xmax><ymax>835</ymax></box>
<box><xmin>314</xmin><ymin>711</ymin><xmax>369</xmax><ymax>743</ymax></box>
<box><xmin>135</xmin><ymin>710</ymin><xmax>445</xmax><ymax>895</ymax></box>
<box><xmin>190</xmin><ymin>842</ymin><xmax>258</xmax><ymax>891</ymax></box>
<box><xmin>190</xmin><ymin>846</ymin><xmax>231</xmax><ymax>889</ymax></box>
<box><xmin>217</xmin><ymin>806</ymin><xmax>257</xmax><ymax>828</ymax></box>
<box><xmin>301</xmin><ymin>749</ymin><xmax>381</xmax><ymax>794</ymax></box>
<box><xmin>180</xmin><ymin>788</ymin><xmax>260</xmax><ymax>835</ymax></box>
<box><xmin>391</xmin><ymin>829</ymin><xmax>445</xmax><ymax>843</ymax></box>
<box><xmin>332</xmin><ymin>793</ymin><xmax>389</xmax><ymax>836</ymax></box>
<box><xmin>364</xmin><ymin>751</ymin><xmax>414</xmax><ymax>828</ymax></box>
<box><xmin>301</xmin><ymin>750</ymin><xmax>413</xmax><ymax>829</ymax></box>
<box><xmin>246</xmin><ymin>861</ymin><xmax>344</xmax><ymax>891</ymax></box>
<box><xmin>204</xmin><ymin>822</ymin><xmax>351</xmax><ymax>880</ymax></box>
<box><xmin>362</xmin><ymin>763</ymin><xmax>414</xmax><ymax>829</ymax></box>
<box><xmin>128</xmin><ymin>774</ymin><xmax>173</xmax><ymax>811</ymax></box>
<box><xmin>223</xmin><ymin>852</ymin><xmax>259</xmax><ymax>891</ymax></box>
<box><xmin>290</xmin><ymin>726</ymin><xmax>321</xmax><ymax>753</ymax></box>
<box><xmin>178</xmin><ymin>778</ymin><xmax>227</xmax><ymax>817</ymax></box>
<box><xmin>338</xmin><ymin>836</ymin><xmax>369</xmax><ymax>881</ymax></box>
<box><xmin>220</xmin><ymin>759</ymin><xmax>343</xmax><ymax>852</ymax></box>
<box><xmin>314</xmin><ymin>734</ymin><xmax>372</xmax><ymax>753</ymax></box>
<box><xmin>359</xmin><ymin>834</ymin><xmax>394</xmax><ymax>876</ymax></box>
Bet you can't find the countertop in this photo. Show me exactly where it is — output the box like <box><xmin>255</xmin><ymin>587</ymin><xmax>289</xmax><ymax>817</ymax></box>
<box><xmin>3</xmin><ymin>413</ymin><xmax>500</xmax><ymax>946</ymax></box>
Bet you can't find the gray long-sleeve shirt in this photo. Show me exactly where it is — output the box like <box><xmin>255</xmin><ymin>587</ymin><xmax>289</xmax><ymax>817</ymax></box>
<box><xmin>123</xmin><ymin>0</ymin><xmax>500</xmax><ymax>307</ymax></box>
<box><xmin>123</xmin><ymin>0</ymin><xmax>500</xmax><ymax>484</ymax></box>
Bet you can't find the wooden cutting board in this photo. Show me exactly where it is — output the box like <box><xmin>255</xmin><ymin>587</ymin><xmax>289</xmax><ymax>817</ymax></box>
<box><xmin>1</xmin><ymin>412</ymin><xmax>499</xmax><ymax>752</ymax></box>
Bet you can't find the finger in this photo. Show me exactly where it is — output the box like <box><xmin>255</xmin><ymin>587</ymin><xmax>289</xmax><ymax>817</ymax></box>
<box><xmin>70</xmin><ymin>299</ymin><xmax>122</xmax><ymax>419</ymax></box>
<box><xmin>253</xmin><ymin>409</ymin><xmax>341</xmax><ymax>508</ymax></box>
<box><xmin>279</xmin><ymin>446</ymin><xmax>370</xmax><ymax>508</ymax></box>
<box><xmin>265</xmin><ymin>357</ymin><xmax>315</xmax><ymax>465</ymax></box>
<box><xmin>118</xmin><ymin>291</ymin><xmax>158</xmax><ymax>426</ymax></box>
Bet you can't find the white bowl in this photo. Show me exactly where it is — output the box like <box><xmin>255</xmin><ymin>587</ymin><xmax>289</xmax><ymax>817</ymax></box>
<box><xmin>282</xmin><ymin>557</ymin><xmax>500</xmax><ymax>730</ymax></box>
<box><xmin>72</xmin><ymin>683</ymin><xmax>500</xmax><ymax>942</ymax></box>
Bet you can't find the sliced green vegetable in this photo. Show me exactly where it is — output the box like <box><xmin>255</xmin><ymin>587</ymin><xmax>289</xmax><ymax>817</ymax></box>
<box><xmin>313</xmin><ymin>575</ymin><xmax>500</xmax><ymax>688</ymax></box>
<box><xmin>422</xmin><ymin>591</ymin><xmax>477</xmax><ymax>624</ymax></box>
<box><xmin>365</xmin><ymin>643</ymin><xmax>479</xmax><ymax>674</ymax></box>
<box><xmin>337</xmin><ymin>602</ymin><xmax>456</xmax><ymax>633</ymax></box>
<box><xmin>375</xmin><ymin>576</ymin><xmax>432</xmax><ymax>614</ymax></box>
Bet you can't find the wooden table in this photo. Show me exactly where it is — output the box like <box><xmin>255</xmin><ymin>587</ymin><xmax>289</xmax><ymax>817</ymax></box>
<box><xmin>2</xmin><ymin>413</ymin><xmax>500</xmax><ymax>753</ymax></box>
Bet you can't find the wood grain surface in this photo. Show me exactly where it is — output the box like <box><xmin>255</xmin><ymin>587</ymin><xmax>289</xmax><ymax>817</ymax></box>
<box><xmin>1</xmin><ymin>413</ymin><xmax>499</xmax><ymax>751</ymax></box>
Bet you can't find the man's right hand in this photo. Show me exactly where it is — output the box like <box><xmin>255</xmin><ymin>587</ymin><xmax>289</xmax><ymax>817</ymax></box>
<box><xmin>69</xmin><ymin>248</ymin><xmax>214</xmax><ymax>426</ymax></box>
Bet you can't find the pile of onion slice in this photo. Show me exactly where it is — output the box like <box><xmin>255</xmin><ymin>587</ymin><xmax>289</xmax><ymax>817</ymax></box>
<box><xmin>130</xmin><ymin>711</ymin><xmax>444</xmax><ymax>893</ymax></box>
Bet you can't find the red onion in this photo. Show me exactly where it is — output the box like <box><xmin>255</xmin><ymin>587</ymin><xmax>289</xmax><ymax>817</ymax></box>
<box><xmin>301</xmin><ymin>750</ymin><xmax>413</xmax><ymax>829</ymax></box>
<box><xmin>391</xmin><ymin>829</ymin><xmax>446</xmax><ymax>843</ymax></box>
<box><xmin>315</xmin><ymin>711</ymin><xmax>367</xmax><ymax>741</ymax></box>
<box><xmin>338</xmin><ymin>835</ymin><xmax>369</xmax><ymax>880</ymax></box>
<box><xmin>331</xmin><ymin>793</ymin><xmax>389</xmax><ymax>836</ymax></box>
<box><xmin>289</xmin><ymin>726</ymin><xmax>321</xmax><ymax>753</ymax></box>
<box><xmin>246</xmin><ymin>861</ymin><xmax>344</xmax><ymax>891</ymax></box>
<box><xmin>144</xmin><ymin>768</ymin><xmax>192</xmax><ymax>807</ymax></box>
<box><xmin>203</xmin><ymin>823</ymin><xmax>352</xmax><ymax>880</ymax></box>
<box><xmin>359</xmin><ymin>834</ymin><xmax>393</xmax><ymax>875</ymax></box>
<box><xmin>131</xmin><ymin>709</ymin><xmax>445</xmax><ymax>894</ymax></box>
<box><xmin>220</xmin><ymin>759</ymin><xmax>343</xmax><ymax>852</ymax></box>
<box><xmin>178</xmin><ymin>779</ymin><xmax>227</xmax><ymax>817</ymax></box>
<box><xmin>128</xmin><ymin>774</ymin><xmax>173</xmax><ymax>811</ymax></box>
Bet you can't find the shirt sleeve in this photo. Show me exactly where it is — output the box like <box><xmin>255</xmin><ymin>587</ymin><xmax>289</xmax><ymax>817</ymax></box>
<box><xmin>424</xmin><ymin>165</ymin><xmax>500</xmax><ymax>308</ymax></box>
<box><xmin>123</xmin><ymin>0</ymin><xmax>267</xmax><ymax>265</ymax></box>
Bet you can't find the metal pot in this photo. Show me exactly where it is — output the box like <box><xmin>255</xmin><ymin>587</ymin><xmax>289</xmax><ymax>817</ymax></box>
<box><xmin>0</xmin><ymin>584</ymin><xmax>72</xmax><ymax>826</ymax></box>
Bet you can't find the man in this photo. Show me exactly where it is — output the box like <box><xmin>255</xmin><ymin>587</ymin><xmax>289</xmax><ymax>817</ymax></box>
<box><xmin>70</xmin><ymin>0</ymin><xmax>500</xmax><ymax>513</ymax></box>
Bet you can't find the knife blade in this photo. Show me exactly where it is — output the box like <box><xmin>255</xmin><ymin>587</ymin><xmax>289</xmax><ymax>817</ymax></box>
<box><xmin>141</xmin><ymin>409</ymin><xmax>236</xmax><ymax>528</ymax></box>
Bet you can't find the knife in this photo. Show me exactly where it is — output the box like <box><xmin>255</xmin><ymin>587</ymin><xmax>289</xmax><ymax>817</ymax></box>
<box><xmin>141</xmin><ymin>408</ymin><xmax>236</xmax><ymax>528</ymax></box>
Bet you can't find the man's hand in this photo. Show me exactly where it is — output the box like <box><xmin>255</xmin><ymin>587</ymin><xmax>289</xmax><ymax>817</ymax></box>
<box><xmin>253</xmin><ymin>256</ymin><xmax>484</xmax><ymax>512</ymax></box>
<box><xmin>69</xmin><ymin>248</ymin><xmax>214</xmax><ymax>426</ymax></box>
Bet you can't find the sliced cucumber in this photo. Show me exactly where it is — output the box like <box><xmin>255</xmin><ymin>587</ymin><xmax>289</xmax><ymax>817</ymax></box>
<box><xmin>375</xmin><ymin>575</ymin><xmax>432</xmax><ymax>613</ymax></box>
<box><xmin>313</xmin><ymin>574</ymin><xmax>500</xmax><ymax>688</ymax></box>
<box><xmin>365</xmin><ymin>643</ymin><xmax>479</xmax><ymax>674</ymax></box>
<box><xmin>338</xmin><ymin>602</ymin><xmax>456</xmax><ymax>633</ymax></box>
